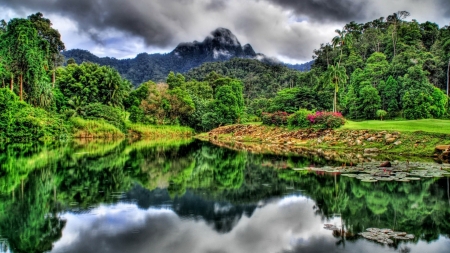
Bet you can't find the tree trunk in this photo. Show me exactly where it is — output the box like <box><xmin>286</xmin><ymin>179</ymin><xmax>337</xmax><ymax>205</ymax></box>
<box><xmin>334</xmin><ymin>89</ymin><xmax>337</xmax><ymax>113</ymax></box>
<box><xmin>447</xmin><ymin>59</ymin><xmax>449</xmax><ymax>97</ymax></box>
<box><xmin>392</xmin><ymin>33</ymin><xmax>396</xmax><ymax>57</ymax></box>
<box><xmin>52</xmin><ymin>69</ymin><xmax>56</xmax><ymax>88</ymax></box>
<box><xmin>19</xmin><ymin>73</ymin><xmax>23</xmax><ymax>101</ymax></box>
<box><xmin>2</xmin><ymin>78</ymin><xmax>4</xmax><ymax>88</ymax></box>
<box><xmin>10</xmin><ymin>73</ymin><xmax>13</xmax><ymax>91</ymax></box>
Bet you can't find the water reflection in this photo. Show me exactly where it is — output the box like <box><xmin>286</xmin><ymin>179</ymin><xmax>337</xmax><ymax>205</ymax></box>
<box><xmin>0</xmin><ymin>139</ymin><xmax>449</xmax><ymax>253</ymax></box>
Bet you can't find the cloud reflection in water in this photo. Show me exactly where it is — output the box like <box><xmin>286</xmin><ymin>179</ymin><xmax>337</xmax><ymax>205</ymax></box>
<box><xmin>50</xmin><ymin>195</ymin><xmax>449</xmax><ymax>253</ymax></box>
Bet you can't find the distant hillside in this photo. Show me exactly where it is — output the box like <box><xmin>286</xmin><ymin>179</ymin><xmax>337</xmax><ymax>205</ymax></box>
<box><xmin>286</xmin><ymin>61</ymin><xmax>314</xmax><ymax>71</ymax></box>
<box><xmin>185</xmin><ymin>58</ymin><xmax>306</xmax><ymax>99</ymax></box>
<box><xmin>62</xmin><ymin>28</ymin><xmax>312</xmax><ymax>86</ymax></box>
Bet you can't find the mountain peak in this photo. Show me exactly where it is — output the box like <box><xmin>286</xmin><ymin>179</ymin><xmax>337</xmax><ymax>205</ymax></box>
<box><xmin>209</xmin><ymin>27</ymin><xmax>240</xmax><ymax>47</ymax></box>
<box><xmin>172</xmin><ymin>27</ymin><xmax>257</xmax><ymax>61</ymax></box>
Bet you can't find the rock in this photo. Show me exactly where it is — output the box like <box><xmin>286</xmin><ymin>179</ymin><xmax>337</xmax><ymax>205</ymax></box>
<box><xmin>364</xmin><ymin>148</ymin><xmax>379</xmax><ymax>153</ymax></box>
<box><xmin>435</xmin><ymin>145</ymin><xmax>450</xmax><ymax>151</ymax></box>
<box><xmin>367</xmin><ymin>137</ymin><xmax>377</xmax><ymax>142</ymax></box>
<box><xmin>385</xmin><ymin>138</ymin><xmax>396</xmax><ymax>144</ymax></box>
<box><xmin>384</xmin><ymin>134</ymin><xmax>392</xmax><ymax>139</ymax></box>
<box><xmin>393</xmin><ymin>141</ymin><xmax>402</xmax><ymax>146</ymax></box>
<box><xmin>356</xmin><ymin>139</ymin><xmax>362</xmax><ymax>146</ymax></box>
<box><xmin>380</xmin><ymin>161</ymin><xmax>391</xmax><ymax>167</ymax></box>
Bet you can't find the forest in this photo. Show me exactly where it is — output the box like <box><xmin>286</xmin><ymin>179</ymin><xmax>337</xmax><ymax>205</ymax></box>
<box><xmin>0</xmin><ymin>11</ymin><xmax>450</xmax><ymax>141</ymax></box>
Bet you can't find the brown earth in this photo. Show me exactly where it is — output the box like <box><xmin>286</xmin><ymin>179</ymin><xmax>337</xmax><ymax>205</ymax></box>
<box><xmin>198</xmin><ymin>124</ymin><xmax>450</xmax><ymax>162</ymax></box>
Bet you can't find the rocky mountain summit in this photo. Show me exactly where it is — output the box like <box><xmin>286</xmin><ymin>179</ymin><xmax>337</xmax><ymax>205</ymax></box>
<box><xmin>63</xmin><ymin>28</ymin><xmax>312</xmax><ymax>85</ymax></box>
<box><xmin>172</xmin><ymin>28</ymin><xmax>257</xmax><ymax>60</ymax></box>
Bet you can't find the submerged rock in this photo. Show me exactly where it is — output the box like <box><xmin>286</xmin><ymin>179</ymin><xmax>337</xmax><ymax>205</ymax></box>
<box><xmin>358</xmin><ymin>228</ymin><xmax>414</xmax><ymax>244</ymax></box>
<box><xmin>380</xmin><ymin>161</ymin><xmax>392</xmax><ymax>167</ymax></box>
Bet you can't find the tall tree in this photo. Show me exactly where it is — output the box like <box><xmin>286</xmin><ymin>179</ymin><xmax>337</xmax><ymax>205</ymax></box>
<box><xmin>28</xmin><ymin>12</ymin><xmax>65</xmax><ymax>86</ymax></box>
<box><xmin>0</xmin><ymin>18</ymin><xmax>48</xmax><ymax>101</ymax></box>
<box><xmin>379</xmin><ymin>76</ymin><xmax>400</xmax><ymax>116</ymax></box>
<box><xmin>324</xmin><ymin>64</ymin><xmax>348</xmax><ymax>112</ymax></box>
<box><xmin>332</xmin><ymin>29</ymin><xmax>353</xmax><ymax>66</ymax></box>
<box><xmin>386</xmin><ymin>11</ymin><xmax>410</xmax><ymax>58</ymax></box>
<box><xmin>420</xmin><ymin>21</ymin><xmax>439</xmax><ymax>50</ymax></box>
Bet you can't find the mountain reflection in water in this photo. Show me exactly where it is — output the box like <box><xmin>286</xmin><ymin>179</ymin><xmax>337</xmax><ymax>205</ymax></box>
<box><xmin>0</xmin><ymin>139</ymin><xmax>449</xmax><ymax>253</ymax></box>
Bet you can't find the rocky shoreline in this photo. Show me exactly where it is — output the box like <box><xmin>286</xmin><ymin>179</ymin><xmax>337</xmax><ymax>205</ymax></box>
<box><xmin>197</xmin><ymin>124</ymin><xmax>450</xmax><ymax>162</ymax></box>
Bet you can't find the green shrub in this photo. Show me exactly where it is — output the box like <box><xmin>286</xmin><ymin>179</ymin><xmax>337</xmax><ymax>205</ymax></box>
<box><xmin>80</xmin><ymin>103</ymin><xmax>127</xmax><ymax>132</ymax></box>
<box><xmin>261</xmin><ymin>111</ymin><xmax>289</xmax><ymax>126</ymax></box>
<box><xmin>287</xmin><ymin>109</ymin><xmax>312</xmax><ymax>128</ymax></box>
<box><xmin>240</xmin><ymin>113</ymin><xmax>260</xmax><ymax>123</ymax></box>
<box><xmin>0</xmin><ymin>88</ymin><xmax>68</xmax><ymax>141</ymax></box>
<box><xmin>128</xmin><ymin>105</ymin><xmax>145</xmax><ymax>123</ymax></box>
<box><xmin>376</xmin><ymin>110</ymin><xmax>387</xmax><ymax>120</ymax></box>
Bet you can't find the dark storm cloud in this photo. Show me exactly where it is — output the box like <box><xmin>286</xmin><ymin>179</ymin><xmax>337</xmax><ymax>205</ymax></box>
<box><xmin>0</xmin><ymin>0</ymin><xmax>446</xmax><ymax>62</ymax></box>
<box><xmin>0</xmin><ymin>0</ymin><xmax>177</xmax><ymax>46</ymax></box>
<box><xmin>266</xmin><ymin>0</ymin><xmax>369</xmax><ymax>22</ymax></box>
<box><xmin>439</xmin><ymin>0</ymin><xmax>450</xmax><ymax>18</ymax></box>
<box><xmin>205</xmin><ymin>0</ymin><xmax>228</xmax><ymax>11</ymax></box>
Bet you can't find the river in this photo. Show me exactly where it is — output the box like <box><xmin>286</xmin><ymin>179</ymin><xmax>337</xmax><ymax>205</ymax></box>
<box><xmin>0</xmin><ymin>139</ymin><xmax>449</xmax><ymax>253</ymax></box>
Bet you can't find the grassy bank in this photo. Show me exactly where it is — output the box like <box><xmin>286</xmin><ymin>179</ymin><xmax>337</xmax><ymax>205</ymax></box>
<box><xmin>68</xmin><ymin>118</ymin><xmax>194</xmax><ymax>140</ymax></box>
<box><xmin>70</xmin><ymin>117</ymin><xmax>125</xmax><ymax>138</ymax></box>
<box><xmin>127</xmin><ymin>123</ymin><xmax>194</xmax><ymax>139</ymax></box>
<box><xmin>342</xmin><ymin>119</ymin><xmax>450</xmax><ymax>134</ymax></box>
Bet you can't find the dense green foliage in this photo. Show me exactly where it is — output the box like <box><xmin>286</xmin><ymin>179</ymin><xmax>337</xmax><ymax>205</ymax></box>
<box><xmin>56</xmin><ymin>62</ymin><xmax>131</xmax><ymax>109</ymax></box>
<box><xmin>184</xmin><ymin>12</ymin><xmax>450</xmax><ymax>121</ymax></box>
<box><xmin>0</xmin><ymin>88</ymin><xmax>66</xmax><ymax>141</ymax></box>
<box><xmin>2</xmin><ymin>11</ymin><xmax>450</xmax><ymax>140</ymax></box>
<box><xmin>288</xmin><ymin>109</ymin><xmax>313</xmax><ymax>128</ymax></box>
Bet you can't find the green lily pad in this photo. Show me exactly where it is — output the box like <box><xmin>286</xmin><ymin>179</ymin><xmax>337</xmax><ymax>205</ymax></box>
<box><xmin>361</xmin><ymin>179</ymin><xmax>378</xmax><ymax>182</ymax></box>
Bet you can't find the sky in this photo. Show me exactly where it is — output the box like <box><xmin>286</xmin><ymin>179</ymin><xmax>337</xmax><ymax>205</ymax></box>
<box><xmin>0</xmin><ymin>0</ymin><xmax>449</xmax><ymax>64</ymax></box>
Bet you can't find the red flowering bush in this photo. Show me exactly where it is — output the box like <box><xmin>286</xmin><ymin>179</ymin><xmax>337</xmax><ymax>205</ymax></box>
<box><xmin>307</xmin><ymin>111</ymin><xmax>345</xmax><ymax>129</ymax></box>
<box><xmin>261</xmin><ymin>111</ymin><xmax>289</xmax><ymax>126</ymax></box>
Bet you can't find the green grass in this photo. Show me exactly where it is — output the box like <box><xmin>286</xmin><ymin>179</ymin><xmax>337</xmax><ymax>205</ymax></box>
<box><xmin>70</xmin><ymin>117</ymin><xmax>125</xmax><ymax>138</ymax></box>
<box><xmin>341</xmin><ymin>119</ymin><xmax>450</xmax><ymax>134</ymax></box>
<box><xmin>127</xmin><ymin>123</ymin><xmax>193</xmax><ymax>139</ymax></box>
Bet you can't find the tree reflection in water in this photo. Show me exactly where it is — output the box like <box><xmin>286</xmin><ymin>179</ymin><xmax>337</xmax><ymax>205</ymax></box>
<box><xmin>0</xmin><ymin>139</ymin><xmax>449</xmax><ymax>252</ymax></box>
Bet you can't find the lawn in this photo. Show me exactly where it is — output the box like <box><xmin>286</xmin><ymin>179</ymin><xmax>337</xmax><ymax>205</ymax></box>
<box><xmin>341</xmin><ymin>119</ymin><xmax>450</xmax><ymax>134</ymax></box>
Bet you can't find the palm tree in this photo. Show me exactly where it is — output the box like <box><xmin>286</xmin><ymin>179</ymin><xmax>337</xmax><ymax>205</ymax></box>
<box><xmin>332</xmin><ymin>29</ymin><xmax>353</xmax><ymax>66</ymax></box>
<box><xmin>325</xmin><ymin>64</ymin><xmax>348</xmax><ymax>113</ymax></box>
<box><xmin>67</xmin><ymin>95</ymin><xmax>84</xmax><ymax>117</ymax></box>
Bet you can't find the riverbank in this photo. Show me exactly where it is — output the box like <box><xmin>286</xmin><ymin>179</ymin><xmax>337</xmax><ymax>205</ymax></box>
<box><xmin>196</xmin><ymin>124</ymin><xmax>450</xmax><ymax>158</ymax></box>
<box><xmin>0</xmin><ymin>117</ymin><xmax>194</xmax><ymax>143</ymax></box>
<box><xmin>71</xmin><ymin>121</ymin><xmax>193</xmax><ymax>140</ymax></box>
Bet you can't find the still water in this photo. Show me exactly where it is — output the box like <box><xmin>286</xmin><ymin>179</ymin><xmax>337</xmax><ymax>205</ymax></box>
<box><xmin>0</xmin><ymin>139</ymin><xmax>449</xmax><ymax>253</ymax></box>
